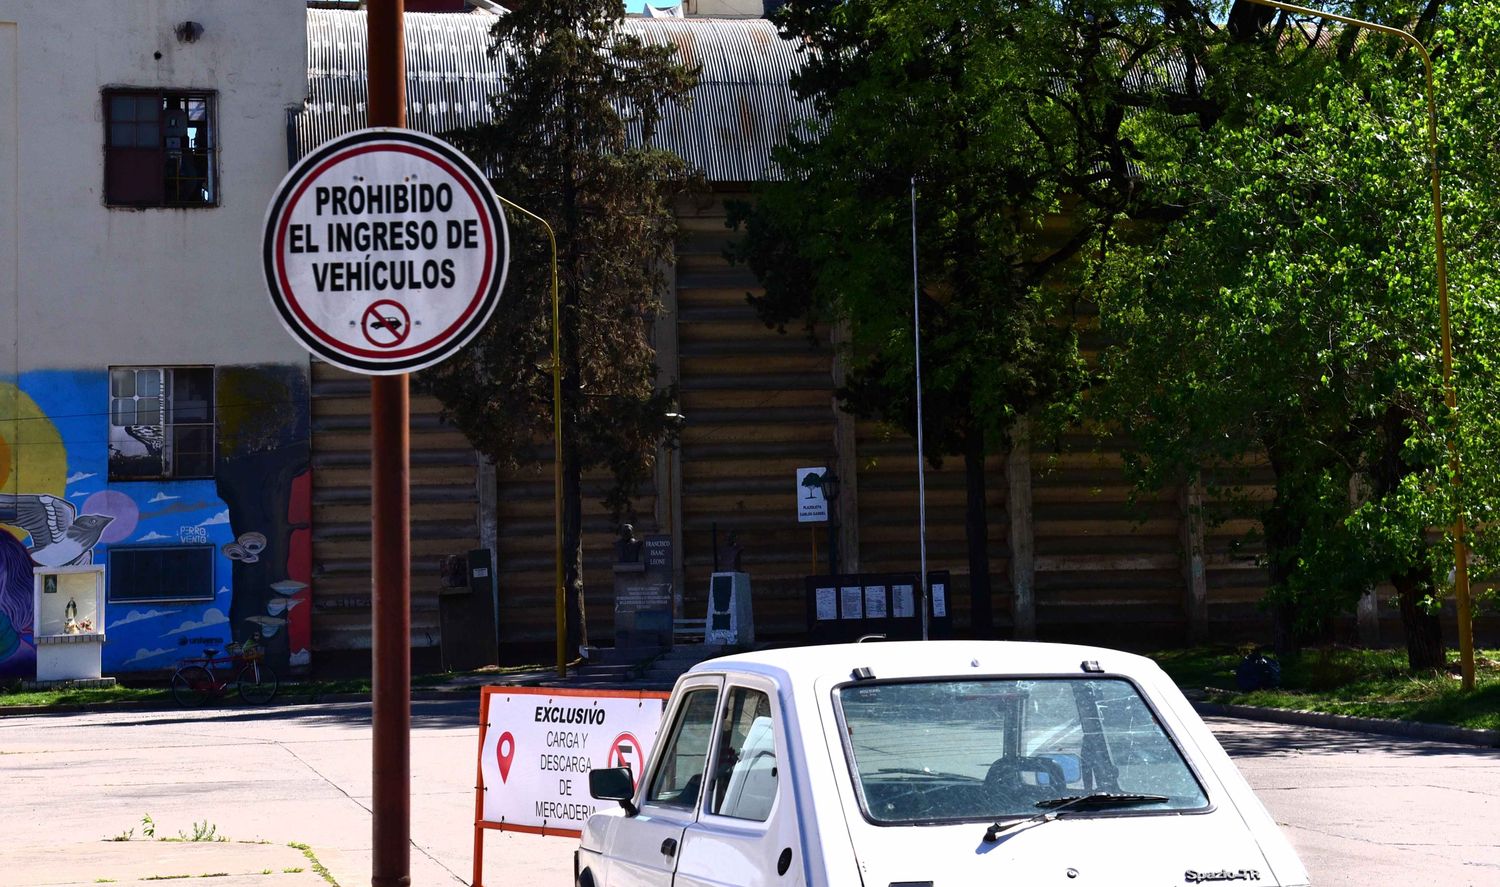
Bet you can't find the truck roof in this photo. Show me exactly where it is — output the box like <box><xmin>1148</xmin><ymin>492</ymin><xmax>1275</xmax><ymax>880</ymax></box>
<box><xmin>687</xmin><ymin>640</ymin><xmax>1166</xmax><ymax>690</ymax></box>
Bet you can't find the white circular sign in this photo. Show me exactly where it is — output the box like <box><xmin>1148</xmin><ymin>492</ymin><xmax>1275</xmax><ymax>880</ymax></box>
<box><xmin>263</xmin><ymin>128</ymin><xmax>508</xmax><ymax>374</ymax></box>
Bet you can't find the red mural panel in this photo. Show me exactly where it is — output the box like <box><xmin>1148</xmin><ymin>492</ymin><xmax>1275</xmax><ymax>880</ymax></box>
<box><xmin>286</xmin><ymin>471</ymin><xmax>313</xmax><ymax>665</ymax></box>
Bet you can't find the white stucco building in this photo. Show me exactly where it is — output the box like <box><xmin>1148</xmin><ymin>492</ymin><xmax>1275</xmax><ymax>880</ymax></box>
<box><xmin>0</xmin><ymin>1</ymin><xmax>315</xmax><ymax>680</ymax></box>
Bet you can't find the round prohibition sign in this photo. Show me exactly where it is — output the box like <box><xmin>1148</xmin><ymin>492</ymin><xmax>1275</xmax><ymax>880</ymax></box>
<box><xmin>261</xmin><ymin>127</ymin><xmax>509</xmax><ymax>375</ymax></box>
<box><xmin>361</xmin><ymin>299</ymin><xmax>412</xmax><ymax>348</ymax></box>
<box><xmin>608</xmin><ymin>732</ymin><xmax>647</xmax><ymax>787</ymax></box>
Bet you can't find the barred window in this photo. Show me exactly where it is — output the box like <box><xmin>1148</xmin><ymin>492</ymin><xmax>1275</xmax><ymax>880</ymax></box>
<box><xmin>104</xmin><ymin>89</ymin><xmax>217</xmax><ymax>207</ymax></box>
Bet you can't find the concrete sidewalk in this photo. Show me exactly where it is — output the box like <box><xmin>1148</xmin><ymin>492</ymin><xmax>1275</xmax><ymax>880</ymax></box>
<box><xmin>3</xmin><ymin>840</ymin><xmax>329</xmax><ymax>886</ymax></box>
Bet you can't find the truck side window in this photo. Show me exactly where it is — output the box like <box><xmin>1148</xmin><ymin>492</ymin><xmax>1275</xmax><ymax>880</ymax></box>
<box><xmin>647</xmin><ymin>688</ymin><xmax>719</xmax><ymax>809</ymax></box>
<box><xmin>707</xmin><ymin>687</ymin><xmax>777</xmax><ymax>821</ymax></box>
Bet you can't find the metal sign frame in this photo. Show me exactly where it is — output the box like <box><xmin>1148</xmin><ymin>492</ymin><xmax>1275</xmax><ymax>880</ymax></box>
<box><xmin>471</xmin><ymin>686</ymin><xmax>670</xmax><ymax>887</ymax></box>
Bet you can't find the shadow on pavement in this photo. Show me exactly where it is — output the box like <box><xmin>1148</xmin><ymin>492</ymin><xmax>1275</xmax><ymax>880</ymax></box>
<box><xmin>1211</xmin><ymin>719</ymin><xmax>1499</xmax><ymax>760</ymax></box>
<box><xmin>78</xmin><ymin>697</ymin><xmax>481</xmax><ymax>731</ymax></box>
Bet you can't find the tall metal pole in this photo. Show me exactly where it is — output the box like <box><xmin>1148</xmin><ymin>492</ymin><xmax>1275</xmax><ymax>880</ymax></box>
<box><xmin>367</xmin><ymin>2</ymin><xmax>411</xmax><ymax>885</ymax></box>
<box><xmin>490</xmin><ymin>193</ymin><xmax>565</xmax><ymax>678</ymax></box>
<box><xmin>912</xmin><ymin>177</ymin><xmax>930</xmax><ymax>641</ymax></box>
<box><xmin>1244</xmin><ymin>0</ymin><xmax>1475</xmax><ymax>690</ymax></box>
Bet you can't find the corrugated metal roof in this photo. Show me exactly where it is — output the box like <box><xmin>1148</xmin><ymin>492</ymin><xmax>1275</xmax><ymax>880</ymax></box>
<box><xmin>300</xmin><ymin>9</ymin><xmax>809</xmax><ymax>183</ymax></box>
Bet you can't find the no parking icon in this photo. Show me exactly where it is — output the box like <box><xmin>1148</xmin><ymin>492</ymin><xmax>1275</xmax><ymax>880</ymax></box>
<box><xmin>608</xmin><ymin>732</ymin><xmax>646</xmax><ymax>787</ymax></box>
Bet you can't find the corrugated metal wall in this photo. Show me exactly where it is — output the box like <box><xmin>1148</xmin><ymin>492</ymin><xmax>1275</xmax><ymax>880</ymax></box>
<box><xmin>302</xmin><ymin>10</ymin><xmax>807</xmax><ymax>181</ymax></box>
<box><xmin>309</xmin><ymin>361</ymin><xmax>480</xmax><ymax>652</ymax></box>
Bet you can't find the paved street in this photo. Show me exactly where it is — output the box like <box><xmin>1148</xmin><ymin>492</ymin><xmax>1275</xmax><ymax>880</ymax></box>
<box><xmin>1210</xmin><ymin>717</ymin><xmax>1500</xmax><ymax>886</ymax></box>
<box><xmin>0</xmin><ymin>699</ymin><xmax>1494</xmax><ymax>886</ymax></box>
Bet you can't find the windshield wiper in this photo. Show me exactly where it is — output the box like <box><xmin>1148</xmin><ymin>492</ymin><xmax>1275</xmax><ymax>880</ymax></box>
<box><xmin>982</xmin><ymin>793</ymin><xmax>1169</xmax><ymax>842</ymax></box>
<box><xmin>874</xmin><ymin>766</ymin><xmax>980</xmax><ymax>782</ymax></box>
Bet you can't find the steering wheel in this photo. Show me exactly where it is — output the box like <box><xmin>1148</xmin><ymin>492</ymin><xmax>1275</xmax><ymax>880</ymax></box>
<box><xmin>984</xmin><ymin>755</ymin><xmax>1068</xmax><ymax>805</ymax></box>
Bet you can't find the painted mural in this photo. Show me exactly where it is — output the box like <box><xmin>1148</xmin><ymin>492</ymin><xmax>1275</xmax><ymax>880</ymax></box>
<box><xmin>0</xmin><ymin>367</ymin><xmax>309</xmax><ymax>679</ymax></box>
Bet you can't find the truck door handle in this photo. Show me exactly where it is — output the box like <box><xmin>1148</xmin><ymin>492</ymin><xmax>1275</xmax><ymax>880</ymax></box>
<box><xmin>661</xmin><ymin>837</ymin><xmax>678</xmax><ymax>857</ymax></box>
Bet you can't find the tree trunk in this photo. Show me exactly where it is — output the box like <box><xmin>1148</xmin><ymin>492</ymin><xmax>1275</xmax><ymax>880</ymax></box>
<box><xmin>964</xmin><ymin>427</ymin><xmax>993</xmax><ymax>638</ymax></box>
<box><xmin>1261</xmin><ymin>442</ymin><xmax>1304</xmax><ymax>656</ymax></box>
<box><xmin>560</xmin><ymin>77</ymin><xmax>587</xmax><ymax>657</ymax></box>
<box><xmin>562</xmin><ymin>432</ymin><xmax>588</xmax><ymax>656</ymax></box>
<box><xmin>1261</xmin><ymin>494</ymin><xmax>1303</xmax><ymax>655</ymax></box>
<box><xmin>1393</xmin><ymin>568</ymin><xmax>1444</xmax><ymax>672</ymax></box>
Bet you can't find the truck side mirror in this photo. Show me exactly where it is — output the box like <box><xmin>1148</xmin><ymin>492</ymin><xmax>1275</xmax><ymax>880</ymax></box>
<box><xmin>589</xmin><ymin>767</ymin><xmax>639</xmax><ymax>816</ymax></box>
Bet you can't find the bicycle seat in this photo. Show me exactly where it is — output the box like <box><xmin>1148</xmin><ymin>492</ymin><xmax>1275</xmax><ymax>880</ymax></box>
<box><xmin>202</xmin><ymin>648</ymin><xmax>220</xmax><ymax>659</ymax></box>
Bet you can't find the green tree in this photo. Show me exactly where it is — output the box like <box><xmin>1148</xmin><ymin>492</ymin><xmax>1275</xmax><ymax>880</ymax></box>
<box><xmin>731</xmin><ymin>0</ymin><xmax>1213</xmax><ymax>635</ymax></box>
<box><xmin>422</xmin><ymin>0</ymin><xmax>697</xmax><ymax>654</ymax></box>
<box><xmin>1097</xmin><ymin>1</ymin><xmax>1500</xmax><ymax>669</ymax></box>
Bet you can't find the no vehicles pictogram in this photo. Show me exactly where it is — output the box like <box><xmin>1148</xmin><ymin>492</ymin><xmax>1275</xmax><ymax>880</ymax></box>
<box><xmin>362</xmin><ymin>299</ymin><xmax>412</xmax><ymax>348</ymax></box>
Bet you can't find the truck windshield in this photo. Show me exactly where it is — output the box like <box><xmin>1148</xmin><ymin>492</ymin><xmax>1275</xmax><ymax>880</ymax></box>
<box><xmin>835</xmin><ymin>678</ymin><xmax>1208</xmax><ymax>824</ymax></box>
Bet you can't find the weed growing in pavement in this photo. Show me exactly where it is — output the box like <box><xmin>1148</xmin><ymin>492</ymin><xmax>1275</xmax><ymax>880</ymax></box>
<box><xmin>288</xmin><ymin>842</ymin><xmax>339</xmax><ymax>886</ymax></box>
<box><xmin>109</xmin><ymin>815</ymin><xmax>228</xmax><ymax>844</ymax></box>
<box><xmin>177</xmin><ymin>820</ymin><xmax>225</xmax><ymax>842</ymax></box>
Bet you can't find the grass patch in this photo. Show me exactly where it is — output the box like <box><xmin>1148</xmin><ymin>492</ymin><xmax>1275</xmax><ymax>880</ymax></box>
<box><xmin>0</xmin><ymin>683</ymin><xmax>170</xmax><ymax>708</ymax></box>
<box><xmin>1151</xmin><ymin>645</ymin><xmax>1500</xmax><ymax>732</ymax></box>
<box><xmin>1</xmin><ymin>663</ymin><xmax>545</xmax><ymax>711</ymax></box>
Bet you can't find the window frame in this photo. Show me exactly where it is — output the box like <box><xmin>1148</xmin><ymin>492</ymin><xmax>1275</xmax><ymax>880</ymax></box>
<box><xmin>103</xmin><ymin>87</ymin><xmax>219</xmax><ymax>208</ymax></box>
<box><xmin>830</xmin><ymin>673</ymin><xmax>1214</xmax><ymax>828</ymax></box>
<box><xmin>107</xmin><ymin>543</ymin><xmax>217</xmax><ymax>604</ymax></box>
<box><xmin>702</xmin><ymin>683</ymin><xmax>781</xmax><ymax>823</ymax></box>
<box><xmin>107</xmin><ymin>365</ymin><xmax>217</xmax><ymax>482</ymax></box>
<box><xmin>642</xmin><ymin>682</ymin><xmax>722</xmax><ymax>812</ymax></box>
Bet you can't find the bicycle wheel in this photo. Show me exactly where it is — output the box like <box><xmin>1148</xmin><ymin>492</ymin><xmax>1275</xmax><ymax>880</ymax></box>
<box><xmin>171</xmin><ymin>665</ymin><xmax>215</xmax><ymax>707</ymax></box>
<box><xmin>237</xmin><ymin>661</ymin><xmax>279</xmax><ymax>704</ymax></box>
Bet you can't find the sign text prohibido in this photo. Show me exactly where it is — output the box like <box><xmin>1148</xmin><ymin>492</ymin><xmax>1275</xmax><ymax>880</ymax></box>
<box><xmin>263</xmin><ymin>128</ymin><xmax>508</xmax><ymax>375</ymax></box>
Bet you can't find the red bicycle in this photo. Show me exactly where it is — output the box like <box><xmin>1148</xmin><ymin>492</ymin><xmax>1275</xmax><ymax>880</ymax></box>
<box><xmin>170</xmin><ymin>640</ymin><xmax>279</xmax><ymax>706</ymax></box>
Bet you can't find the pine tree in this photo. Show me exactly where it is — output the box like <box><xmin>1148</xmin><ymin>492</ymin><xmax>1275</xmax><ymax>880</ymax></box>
<box><xmin>423</xmin><ymin>0</ymin><xmax>698</xmax><ymax>654</ymax></box>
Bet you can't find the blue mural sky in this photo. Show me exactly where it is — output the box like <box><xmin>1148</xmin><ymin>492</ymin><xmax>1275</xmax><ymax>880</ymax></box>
<box><xmin>625</xmin><ymin>0</ymin><xmax>680</xmax><ymax>11</ymax></box>
<box><xmin>7</xmin><ymin>370</ymin><xmax>236</xmax><ymax>673</ymax></box>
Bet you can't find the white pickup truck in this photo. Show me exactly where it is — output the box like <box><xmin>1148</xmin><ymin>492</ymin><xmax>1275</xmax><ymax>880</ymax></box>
<box><xmin>579</xmin><ymin>641</ymin><xmax>1309</xmax><ymax>887</ymax></box>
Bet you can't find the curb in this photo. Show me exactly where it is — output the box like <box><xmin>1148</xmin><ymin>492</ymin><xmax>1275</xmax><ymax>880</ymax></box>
<box><xmin>1193</xmin><ymin>700</ymin><xmax>1500</xmax><ymax>748</ymax></box>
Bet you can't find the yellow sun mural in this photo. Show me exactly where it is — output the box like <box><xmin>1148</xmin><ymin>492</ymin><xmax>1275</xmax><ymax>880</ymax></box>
<box><xmin>1</xmin><ymin>383</ymin><xmax>67</xmax><ymax>542</ymax></box>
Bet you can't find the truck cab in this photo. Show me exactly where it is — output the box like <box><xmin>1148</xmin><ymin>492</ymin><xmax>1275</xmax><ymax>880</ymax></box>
<box><xmin>578</xmin><ymin>641</ymin><xmax>1309</xmax><ymax>887</ymax></box>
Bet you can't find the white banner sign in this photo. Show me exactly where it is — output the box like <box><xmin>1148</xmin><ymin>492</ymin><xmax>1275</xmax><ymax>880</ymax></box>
<box><xmin>477</xmin><ymin>688</ymin><xmax>667</xmax><ymax>835</ymax></box>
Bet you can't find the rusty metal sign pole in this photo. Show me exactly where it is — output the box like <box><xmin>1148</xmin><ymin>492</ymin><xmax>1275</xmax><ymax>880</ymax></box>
<box><xmin>367</xmin><ymin>2</ymin><xmax>412</xmax><ymax>886</ymax></box>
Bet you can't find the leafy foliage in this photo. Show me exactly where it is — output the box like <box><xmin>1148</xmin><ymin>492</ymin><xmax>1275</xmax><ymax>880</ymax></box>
<box><xmin>1097</xmin><ymin>1</ymin><xmax>1500</xmax><ymax>667</ymax></box>
<box><xmin>733</xmin><ymin>0</ymin><xmax>1218</xmax><ymax>632</ymax></box>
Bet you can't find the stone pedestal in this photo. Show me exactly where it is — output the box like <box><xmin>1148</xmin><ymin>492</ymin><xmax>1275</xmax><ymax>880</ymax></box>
<box><xmin>705</xmin><ymin>571</ymin><xmax>753</xmax><ymax>646</ymax></box>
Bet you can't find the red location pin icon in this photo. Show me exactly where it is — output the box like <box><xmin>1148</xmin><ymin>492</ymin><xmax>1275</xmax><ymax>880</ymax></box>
<box><xmin>496</xmin><ymin>732</ymin><xmax>515</xmax><ymax>783</ymax></box>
